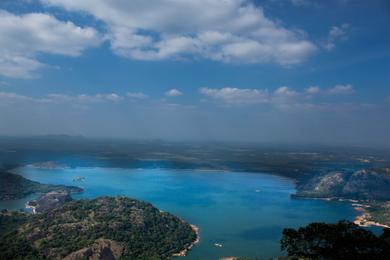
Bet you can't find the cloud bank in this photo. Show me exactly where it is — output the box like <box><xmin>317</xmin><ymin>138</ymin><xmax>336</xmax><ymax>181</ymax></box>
<box><xmin>41</xmin><ymin>0</ymin><xmax>316</xmax><ymax>65</ymax></box>
<box><xmin>200</xmin><ymin>84</ymin><xmax>355</xmax><ymax>106</ymax></box>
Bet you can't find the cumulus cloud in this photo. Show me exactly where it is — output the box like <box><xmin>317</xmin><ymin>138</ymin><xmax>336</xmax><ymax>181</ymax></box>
<box><xmin>41</xmin><ymin>0</ymin><xmax>316</xmax><ymax>65</ymax></box>
<box><xmin>165</xmin><ymin>89</ymin><xmax>183</xmax><ymax>97</ymax></box>
<box><xmin>200</xmin><ymin>87</ymin><xmax>269</xmax><ymax>105</ymax></box>
<box><xmin>0</xmin><ymin>55</ymin><xmax>45</xmax><ymax>78</ymax></box>
<box><xmin>199</xmin><ymin>86</ymin><xmax>300</xmax><ymax>106</ymax></box>
<box><xmin>328</xmin><ymin>84</ymin><xmax>354</xmax><ymax>94</ymax></box>
<box><xmin>305</xmin><ymin>86</ymin><xmax>321</xmax><ymax>95</ymax></box>
<box><xmin>0</xmin><ymin>10</ymin><xmax>101</xmax><ymax>78</ymax></box>
<box><xmin>323</xmin><ymin>23</ymin><xmax>350</xmax><ymax>51</ymax></box>
<box><xmin>274</xmin><ymin>86</ymin><xmax>298</xmax><ymax>97</ymax></box>
<box><xmin>200</xmin><ymin>84</ymin><xmax>356</xmax><ymax>106</ymax></box>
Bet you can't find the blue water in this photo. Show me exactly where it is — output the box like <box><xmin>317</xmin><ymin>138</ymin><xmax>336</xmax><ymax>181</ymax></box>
<box><xmin>3</xmin><ymin>167</ymin><xmax>358</xmax><ymax>259</ymax></box>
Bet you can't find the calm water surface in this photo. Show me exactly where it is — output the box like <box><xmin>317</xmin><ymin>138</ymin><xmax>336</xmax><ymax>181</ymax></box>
<box><xmin>1</xmin><ymin>167</ymin><xmax>357</xmax><ymax>259</ymax></box>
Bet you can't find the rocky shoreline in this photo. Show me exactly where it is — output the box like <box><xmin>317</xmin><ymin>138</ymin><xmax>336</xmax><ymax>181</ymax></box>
<box><xmin>293</xmin><ymin>169</ymin><xmax>390</xmax><ymax>229</ymax></box>
<box><xmin>26</xmin><ymin>190</ymin><xmax>72</xmax><ymax>214</ymax></box>
<box><xmin>173</xmin><ymin>224</ymin><xmax>200</xmax><ymax>257</ymax></box>
<box><xmin>292</xmin><ymin>196</ymin><xmax>390</xmax><ymax>228</ymax></box>
<box><xmin>353</xmin><ymin>204</ymin><xmax>390</xmax><ymax>229</ymax></box>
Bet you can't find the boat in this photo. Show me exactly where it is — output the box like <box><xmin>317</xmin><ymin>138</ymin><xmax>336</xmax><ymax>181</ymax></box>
<box><xmin>73</xmin><ymin>176</ymin><xmax>85</xmax><ymax>182</ymax></box>
<box><xmin>214</xmin><ymin>243</ymin><xmax>223</xmax><ymax>248</ymax></box>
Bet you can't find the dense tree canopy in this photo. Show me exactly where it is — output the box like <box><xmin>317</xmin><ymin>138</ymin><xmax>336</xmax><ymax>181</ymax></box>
<box><xmin>0</xmin><ymin>197</ymin><xmax>197</xmax><ymax>259</ymax></box>
<box><xmin>281</xmin><ymin>220</ymin><xmax>390</xmax><ymax>260</ymax></box>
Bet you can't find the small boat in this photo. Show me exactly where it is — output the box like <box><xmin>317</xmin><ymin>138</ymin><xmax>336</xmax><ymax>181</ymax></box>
<box><xmin>255</xmin><ymin>189</ymin><xmax>261</xmax><ymax>193</ymax></box>
<box><xmin>73</xmin><ymin>176</ymin><xmax>85</xmax><ymax>182</ymax></box>
<box><xmin>214</xmin><ymin>243</ymin><xmax>223</xmax><ymax>248</ymax></box>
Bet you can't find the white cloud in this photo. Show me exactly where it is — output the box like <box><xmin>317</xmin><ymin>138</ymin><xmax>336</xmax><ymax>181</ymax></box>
<box><xmin>0</xmin><ymin>10</ymin><xmax>101</xmax><ymax>78</ymax></box>
<box><xmin>0</xmin><ymin>92</ymin><xmax>126</xmax><ymax>104</ymax></box>
<box><xmin>305</xmin><ymin>86</ymin><xmax>321</xmax><ymax>94</ymax></box>
<box><xmin>165</xmin><ymin>89</ymin><xmax>183</xmax><ymax>97</ymax></box>
<box><xmin>328</xmin><ymin>84</ymin><xmax>354</xmax><ymax>95</ymax></box>
<box><xmin>42</xmin><ymin>0</ymin><xmax>316</xmax><ymax>65</ymax></box>
<box><xmin>200</xmin><ymin>84</ymin><xmax>356</xmax><ymax>106</ymax></box>
<box><xmin>48</xmin><ymin>93</ymin><xmax>123</xmax><ymax>103</ymax></box>
<box><xmin>0</xmin><ymin>55</ymin><xmax>45</xmax><ymax>78</ymax></box>
<box><xmin>323</xmin><ymin>23</ymin><xmax>349</xmax><ymax>51</ymax></box>
<box><xmin>127</xmin><ymin>92</ymin><xmax>148</xmax><ymax>99</ymax></box>
<box><xmin>0</xmin><ymin>91</ymin><xmax>48</xmax><ymax>103</ymax></box>
<box><xmin>274</xmin><ymin>86</ymin><xmax>298</xmax><ymax>97</ymax></box>
<box><xmin>200</xmin><ymin>87</ymin><xmax>269</xmax><ymax>105</ymax></box>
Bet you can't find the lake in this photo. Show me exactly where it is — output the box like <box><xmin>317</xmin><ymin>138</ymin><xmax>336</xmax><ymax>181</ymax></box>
<box><xmin>1</xmin><ymin>166</ymin><xmax>358</xmax><ymax>259</ymax></box>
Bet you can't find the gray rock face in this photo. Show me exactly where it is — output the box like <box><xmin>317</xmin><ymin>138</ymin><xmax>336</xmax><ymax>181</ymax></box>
<box><xmin>294</xmin><ymin>171</ymin><xmax>347</xmax><ymax>198</ymax></box>
<box><xmin>27</xmin><ymin>190</ymin><xmax>72</xmax><ymax>213</ymax></box>
<box><xmin>295</xmin><ymin>169</ymin><xmax>390</xmax><ymax>201</ymax></box>
<box><xmin>64</xmin><ymin>239</ymin><xmax>125</xmax><ymax>260</ymax></box>
<box><xmin>342</xmin><ymin>170</ymin><xmax>390</xmax><ymax>200</ymax></box>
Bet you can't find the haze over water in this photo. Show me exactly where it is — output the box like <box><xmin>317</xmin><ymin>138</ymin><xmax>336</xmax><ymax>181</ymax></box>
<box><xmin>5</xmin><ymin>166</ymin><xmax>357</xmax><ymax>259</ymax></box>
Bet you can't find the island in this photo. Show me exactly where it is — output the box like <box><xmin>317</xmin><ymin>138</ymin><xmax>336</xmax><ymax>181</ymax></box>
<box><xmin>0</xmin><ymin>196</ymin><xmax>198</xmax><ymax>260</ymax></box>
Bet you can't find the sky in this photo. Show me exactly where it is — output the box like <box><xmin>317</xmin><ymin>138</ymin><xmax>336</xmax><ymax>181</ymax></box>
<box><xmin>0</xmin><ymin>0</ymin><xmax>389</xmax><ymax>147</ymax></box>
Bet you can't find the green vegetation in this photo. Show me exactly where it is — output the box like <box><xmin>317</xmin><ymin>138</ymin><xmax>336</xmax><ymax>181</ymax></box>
<box><xmin>0</xmin><ymin>171</ymin><xmax>83</xmax><ymax>200</ymax></box>
<box><xmin>281</xmin><ymin>221</ymin><xmax>390</xmax><ymax>259</ymax></box>
<box><xmin>0</xmin><ymin>211</ymin><xmax>41</xmax><ymax>259</ymax></box>
<box><xmin>0</xmin><ymin>196</ymin><xmax>197</xmax><ymax>260</ymax></box>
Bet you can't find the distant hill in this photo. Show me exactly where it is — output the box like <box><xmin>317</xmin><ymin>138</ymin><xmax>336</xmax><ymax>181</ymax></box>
<box><xmin>0</xmin><ymin>197</ymin><xmax>197</xmax><ymax>260</ymax></box>
<box><xmin>294</xmin><ymin>169</ymin><xmax>390</xmax><ymax>200</ymax></box>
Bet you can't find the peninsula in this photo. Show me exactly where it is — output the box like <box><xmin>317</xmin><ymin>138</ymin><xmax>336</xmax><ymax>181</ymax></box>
<box><xmin>0</xmin><ymin>196</ymin><xmax>198</xmax><ymax>260</ymax></box>
<box><xmin>0</xmin><ymin>171</ymin><xmax>83</xmax><ymax>201</ymax></box>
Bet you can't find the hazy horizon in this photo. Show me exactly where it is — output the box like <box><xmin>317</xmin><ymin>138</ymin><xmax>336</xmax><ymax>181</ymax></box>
<box><xmin>0</xmin><ymin>0</ymin><xmax>389</xmax><ymax>147</ymax></box>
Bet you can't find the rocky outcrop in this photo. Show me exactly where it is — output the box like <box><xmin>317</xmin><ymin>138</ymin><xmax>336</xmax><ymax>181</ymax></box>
<box><xmin>27</xmin><ymin>190</ymin><xmax>72</xmax><ymax>213</ymax></box>
<box><xmin>294</xmin><ymin>169</ymin><xmax>390</xmax><ymax>201</ymax></box>
<box><xmin>294</xmin><ymin>171</ymin><xmax>347</xmax><ymax>198</ymax></box>
<box><xmin>64</xmin><ymin>239</ymin><xmax>125</xmax><ymax>260</ymax></box>
<box><xmin>342</xmin><ymin>170</ymin><xmax>390</xmax><ymax>200</ymax></box>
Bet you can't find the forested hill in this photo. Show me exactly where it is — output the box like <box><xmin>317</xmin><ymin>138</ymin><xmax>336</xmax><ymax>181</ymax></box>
<box><xmin>0</xmin><ymin>196</ymin><xmax>197</xmax><ymax>260</ymax></box>
<box><xmin>0</xmin><ymin>171</ymin><xmax>83</xmax><ymax>200</ymax></box>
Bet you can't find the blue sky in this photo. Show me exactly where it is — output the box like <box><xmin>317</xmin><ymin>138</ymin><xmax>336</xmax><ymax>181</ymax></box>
<box><xmin>0</xmin><ymin>0</ymin><xmax>389</xmax><ymax>146</ymax></box>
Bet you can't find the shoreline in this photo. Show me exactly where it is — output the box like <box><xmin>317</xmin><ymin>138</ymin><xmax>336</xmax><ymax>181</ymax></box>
<box><xmin>293</xmin><ymin>195</ymin><xmax>390</xmax><ymax>229</ymax></box>
<box><xmin>353</xmin><ymin>205</ymin><xmax>390</xmax><ymax>229</ymax></box>
<box><xmin>173</xmin><ymin>224</ymin><xmax>200</xmax><ymax>257</ymax></box>
<box><xmin>25</xmin><ymin>202</ymin><xmax>37</xmax><ymax>214</ymax></box>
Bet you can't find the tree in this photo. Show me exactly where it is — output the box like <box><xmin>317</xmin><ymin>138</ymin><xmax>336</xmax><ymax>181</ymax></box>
<box><xmin>281</xmin><ymin>220</ymin><xmax>390</xmax><ymax>260</ymax></box>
